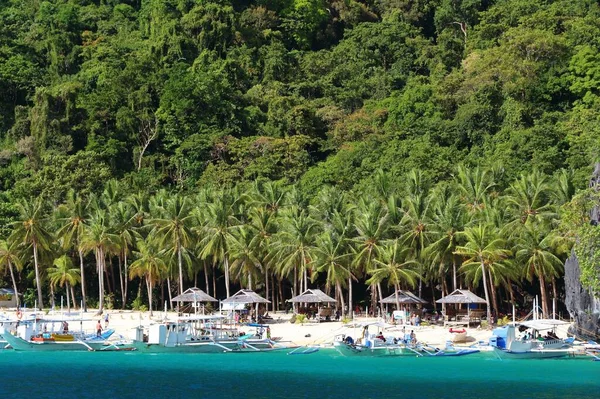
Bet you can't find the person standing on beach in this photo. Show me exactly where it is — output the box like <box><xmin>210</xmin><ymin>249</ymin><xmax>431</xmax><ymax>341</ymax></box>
<box><xmin>96</xmin><ymin>320</ymin><xmax>102</xmax><ymax>337</ymax></box>
<box><xmin>104</xmin><ymin>313</ymin><xmax>109</xmax><ymax>328</ymax></box>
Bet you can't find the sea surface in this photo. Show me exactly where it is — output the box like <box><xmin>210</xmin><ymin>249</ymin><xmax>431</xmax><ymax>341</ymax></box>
<box><xmin>0</xmin><ymin>349</ymin><xmax>598</xmax><ymax>399</ymax></box>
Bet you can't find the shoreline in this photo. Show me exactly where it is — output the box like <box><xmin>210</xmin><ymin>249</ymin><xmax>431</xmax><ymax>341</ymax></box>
<box><xmin>2</xmin><ymin>308</ymin><xmax>500</xmax><ymax>347</ymax></box>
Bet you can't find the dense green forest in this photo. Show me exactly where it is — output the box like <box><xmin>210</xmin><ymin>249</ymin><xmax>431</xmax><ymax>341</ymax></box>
<box><xmin>1</xmin><ymin>0</ymin><xmax>600</xmax><ymax>320</ymax></box>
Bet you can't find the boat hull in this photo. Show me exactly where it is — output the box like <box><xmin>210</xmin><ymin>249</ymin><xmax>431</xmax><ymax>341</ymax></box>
<box><xmin>131</xmin><ymin>339</ymin><xmax>278</xmax><ymax>353</ymax></box>
<box><xmin>493</xmin><ymin>347</ymin><xmax>574</xmax><ymax>359</ymax></box>
<box><xmin>333</xmin><ymin>341</ymin><xmax>422</xmax><ymax>357</ymax></box>
<box><xmin>3</xmin><ymin>330</ymin><xmax>115</xmax><ymax>351</ymax></box>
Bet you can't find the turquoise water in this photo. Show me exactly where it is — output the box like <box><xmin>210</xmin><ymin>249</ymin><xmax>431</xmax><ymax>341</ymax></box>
<box><xmin>0</xmin><ymin>349</ymin><xmax>598</xmax><ymax>398</ymax></box>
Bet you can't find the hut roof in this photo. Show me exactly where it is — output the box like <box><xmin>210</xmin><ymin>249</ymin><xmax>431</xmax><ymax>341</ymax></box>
<box><xmin>379</xmin><ymin>290</ymin><xmax>427</xmax><ymax>304</ymax></box>
<box><xmin>287</xmin><ymin>289</ymin><xmax>336</xmax><ymax>303</ymax></box>
<box><xmin>221</xmin><ymin>289</ymin><xmax>270</xmax><ymax>304</ymax></box>
<box><xmin>435</xmin><ymin>289</ymin><xmax>486</xmax><ymax>304</ymax></box>
<box><xmin>171</xmin><ymin>287</ymin><xmax>218</xmax><ymax>302</ymax></box>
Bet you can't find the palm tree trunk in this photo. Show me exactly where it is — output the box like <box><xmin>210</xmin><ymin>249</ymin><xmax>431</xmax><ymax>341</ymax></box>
<box><xmin>66</xmin><ymin>282</ymin><xmax>71</xmax><ymax>313</ymax></box>
<box><xmin>292</xmin><ymin>265</ymin><xmax>297</xmax><ymax>313</ymax></box>
<box><xmin>394</xmin><ymin>282</ymin><xmax>400</xmax><ymax>310</ymax></box>
<box><xmin>264</xmin><ymin>265</ymin><xmax>269</xmax><ymax>307</ymax></box>
<box><xmin>377</xmin><ymin>282</ymin><xmax>384</xmax><ymax>316</ymax></box>
<box><xmin>480</xmin><ymin>261</ymin><xmax>491</xmax><ymax>325</ymax></box>
<box><xmin>7</xmin><ymin>260</ymin><xmax>20</xmax><ymax>308</ymax></box>
<box><xmin>539</xmin><ymin>273</ymin><xmax>549</xmax><ymax>318</ymax></box>
<box><xmin>177</xmin><ymin>243</ymin><xmax>184</xmax><ymax>296</ymax></box>
<box><xmin>32</xmin><ymin>241</ymin><xmax>44</xmax><ymax>309</ymax></box>
<box><xmin>123</xmin><ymin>250</ymin><xmax>128</xmax><ymax>309</ymax></box>
<box><xmin>166</xmin><ymin>278</ymin><xmax>173</xmax><ymax>311</ymax></box>
<box><xmin>79</xmin><ymin>248</ymin><xmax>87</xmax><ymax>312</ymax></box>
<box><xmin>489</xmin><ymin>269</ymin><xmax>498</xmax><ymax>318</ymax></box>
<box><xmin>98</xmin><ymin>247</ymin><xmax>105</xmax><ymax>313</ymax></box>
<box><xmin>204</xmin><ymin>261</ymin><xmax>210</xmax><ymax>296</ymax></box>
<box><xmin>224</xmin><ymin>256</ymin><xmax>230</xmax><ymax>298</ymax></box>
<box><xmin>452</xmin><ymin>259</ymin><xmax>457</xmax><ymax>291</ymax></box>
<box><xmin>348</xmin><ymin>276</ymin><xmax>353</xmax><ymax>318</ymax></box>
<box><xmin>70</xmin><ymin>285</ymin><xmax>77</xmax><ymax>310</ymax></box>
<box><xmin>212</xmin><ymin>268</ymin><xmax>216</xmax><ymax>300</ymax></box>
<box><xmin>118</xmin><ymin>254</ymin><xmax>124</xmax><ymax>307</ymax></box>
<box><xmin>336</xmin><ymin>282</ymin><xmax>345</xmax><ymax>317</ymax></box>
<box><xmin>147</xmin><ymin>275</ymin><xmax>153</xmax><ymax>316</ymax></box>
<box><xmin>271</xmin><ymin>273</ymin><xmax>275</xmax><ymax>313</ymax></box>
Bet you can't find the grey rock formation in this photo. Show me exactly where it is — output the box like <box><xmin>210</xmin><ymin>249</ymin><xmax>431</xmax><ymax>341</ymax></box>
<box><xmin>565</xmin><ymin>253</ymin><xmax>600</xmax><ymax>339</ymax></box>
<box><xmin>565</xmin><ymin>162</ymin><xmax>600</xmax><ymax>339</ymax></box>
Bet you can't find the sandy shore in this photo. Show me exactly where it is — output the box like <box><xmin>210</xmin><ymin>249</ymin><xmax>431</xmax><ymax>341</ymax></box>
<box><xmin>2</xmin><ymin>308</ymin><xmax>495</xmax><ymax>347</ymax></box>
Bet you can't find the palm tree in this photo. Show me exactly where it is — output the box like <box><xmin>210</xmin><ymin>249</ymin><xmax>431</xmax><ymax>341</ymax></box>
<box><xmin>0</xmin><ymin>237</ymin><xmax>22</xmax><ymax>308</ymax></box>
<box><xmin>367</xmin><ymin>239</ymin><xmax>419</xmax><ymax>310</ymax></box>
<box><xmin>80</xmin><ymin>211</ymin><xmax>119</xmax><ymax>313</ymax></box>
<box><xmin>424</xmin><ymin>192</ymin><xmax>467</xmax><ymax>293</ymax></box>
<box><xmin>111</xmin><ymin>201</ymin><xmax>137</xmax><ymax>308</ymax></box>
<box><xmin>352</xmin><ymin>197</ymin><xmax>389</xmax><ymax>316</ymax></box>
<box><xmin>400</xmin><ymin>188</ymin><xmax>433</xmax><ymax>299</ymax></box>
<box><xmin>311</xmin><ymin>226</ymin><xmax>353</xmax><ymax>313</ymax></box>
<box><xmin>56</xmin><ymin>190</ymin><xmax>90</xmax><ymax>311</ymax></box>
<box><xmin>228</xmin><ymin>224</ymin><xmax>261</xmax><ymax>289</ymax></box>
<box><xmin>199</xmin><ymin>190</ymin><xmax>239</xmax><ymax>298</ymax></box>
<box><xmin>514</xmin><ymin>222</ymin><xmax>563</xmax><ymax>318</ymax></box>
<box><xmin>152</xmin><ymin>194</ymin><xmax>194</xmax><ymax>297</ymax></box>
<box><xmin>455</xmin><ymin>165</ymin><xmax>495</xmax><ymax>215</ymax></box>
<box><xmin>11</xmin><ymin>198</ymin><xmax>52</xmax><ymax>309</ymax></box>
<box><xmin>129</xmin><ymin>237</ymin><xmax>166</xmax><ymax>316</ymax></box>
<box><xmin>505</xmin><ymin>170</ymin><xmax>554</xmax><ymax>226</ymax></box>
<box><xmin>47</xmin><ymin>255</ymin><xmax>80</xmax><ymax>312</ymax></box>
<box><xmin>454</xmin><ymin>224</ymin><xmax>511</xmax><ymax>323</ymax></box>
<box><xmin>272</xmin><ymin>206</ymin><xmax>318</xmax><ymax>305</ymax></box>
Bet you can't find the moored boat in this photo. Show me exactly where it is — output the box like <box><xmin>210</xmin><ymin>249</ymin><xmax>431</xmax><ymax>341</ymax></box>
<box><xmin>132</xmin><ymin>315</ymin><xmax>291</xmax><ymax>353</ymax></box>
<box><xmin>491</xmin><ymin>320</ymin><xmax>576</xmax><ymax>359</ymax></box>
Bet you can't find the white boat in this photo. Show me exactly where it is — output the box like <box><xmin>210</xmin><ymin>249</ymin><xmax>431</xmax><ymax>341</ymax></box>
<box><xmin>332</xmin><ymin>322</ymin><xmax>419</xmax><ymax>357</ymax></box>
<box><xmin>132</xmin><ymin>315</ymin><xmax>291</xmax><ymax>353</ymax></box>
<box><xmin>1</xmin><ymin>315</ymin><xmax>116</xmax><ymax>351</ymax></box>
<box><xmin>491</xmin><ymin>319</ymin><xmax>576</xmax><ymax>359</ymax></box>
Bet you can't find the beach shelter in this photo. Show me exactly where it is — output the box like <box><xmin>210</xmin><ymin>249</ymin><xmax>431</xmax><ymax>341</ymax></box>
<box><xmin>287</xmin><ymin>289</ymin><xmax>336</xmax><ymax>321</ymax></box>
<box><xmin>436</xmin><ymin>289</ymin><xmax>486</xmax><ymax>322</ymax></box>
<box><xmin>171</xmin><ymin>287</ymin><xmax>218</xmax><ymax>303</ymax></box>
<box><xmin>171</xmin><ymin>287</ymin><xmax>217</xmax><ymax>315</ymax></box>
<box><xmin>287</xmin><ymin>289</ymin><xmax>336</xmax><ymax>304</ymax></box>
<box><xmin>380</xmin><ymin>290</ymin><xmax>427</xmax><ymax>323</ymax></box>
<box><xmin>221</xmin><ymin>289</ymin><xmax>270</xmax><ymax>321</ymax></box>
<box><xmin>379</xmin><ymin>290</ymin><xmax>427</xmax><ymax>305</ymax></box>
<box><xmin>436</xmin><ymin>289</ymin><xmax>486</xmax><ymax>305</ymax></box>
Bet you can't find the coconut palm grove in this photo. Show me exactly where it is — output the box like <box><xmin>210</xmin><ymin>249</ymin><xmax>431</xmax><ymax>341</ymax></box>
<box><xmin>1</xmin><ymin>0</ymin><xmax>600</xmax><ymax>320</ymax></box>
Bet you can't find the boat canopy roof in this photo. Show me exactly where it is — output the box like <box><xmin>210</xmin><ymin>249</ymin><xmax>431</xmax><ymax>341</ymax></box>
<box><xmin>519</xmin><ymin>319</ymin><xmax>570</xmax><ymax>331</ymax></box>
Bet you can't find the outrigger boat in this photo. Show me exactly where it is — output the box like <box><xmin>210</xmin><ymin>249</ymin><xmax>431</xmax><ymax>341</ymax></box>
<box><xmin>333</xmin><ymin>322</ymin><xmax>479</xmax><ymax>357</ymax></box>
<box><xmin>491</xmin><ymin>319</ymin><xmax>576</xmax><ymax>359</ymax></box>
<box><xmin>2</xmin><ymin>319</ymin><xmax>115</xmax><ymax>351</ymax></box>
<box><xmin>132</xmin><ymin>315</ymin><xmax>294</xmax><ymax>353</ymax></box>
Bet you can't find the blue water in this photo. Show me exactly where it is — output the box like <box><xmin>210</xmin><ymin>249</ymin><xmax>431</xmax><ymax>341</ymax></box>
<box><xmin>0</xmin><ymin>349</ymin><xmax>598</xmax><ymax>398</ymax></box>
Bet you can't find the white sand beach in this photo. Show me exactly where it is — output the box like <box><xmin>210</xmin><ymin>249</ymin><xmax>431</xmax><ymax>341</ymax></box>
<box><xmin>3</xmin><ymin>308</ymin><xmax>497</xmax><ymax>348</ymax></box>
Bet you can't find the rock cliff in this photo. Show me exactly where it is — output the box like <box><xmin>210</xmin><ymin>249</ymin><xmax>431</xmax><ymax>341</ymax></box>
<box><xmin>565</xmin><ymin>163</ymin><xmax>600</xmax><ymax>339</ymax></box>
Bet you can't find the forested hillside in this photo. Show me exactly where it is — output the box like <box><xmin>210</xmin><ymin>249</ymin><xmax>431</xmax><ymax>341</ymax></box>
<box><xmin>1</xmin><ymin>0</ymin><xmax>599</xmax><ymax>318</ymax></box>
